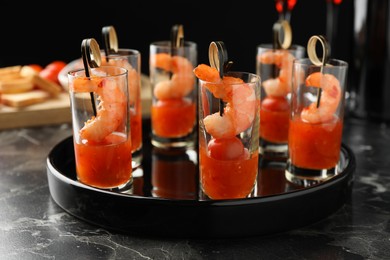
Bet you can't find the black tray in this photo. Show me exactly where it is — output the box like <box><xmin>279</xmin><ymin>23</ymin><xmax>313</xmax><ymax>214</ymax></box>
<box><xmin>46</xmin><ymin>122</ymin><xmax>355</xmax><ymax>238</ymax></box>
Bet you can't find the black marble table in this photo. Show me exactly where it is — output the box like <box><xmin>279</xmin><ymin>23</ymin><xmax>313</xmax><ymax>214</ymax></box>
<box><xmin>0</xmin><ymin>116</ymin><xmax>389</xmax><ymax>260</ymax></box>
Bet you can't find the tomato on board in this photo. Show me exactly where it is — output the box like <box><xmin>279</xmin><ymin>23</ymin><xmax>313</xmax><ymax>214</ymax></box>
<box><xmin>208</xmin><ymin>137</ymin><xmax>245</xmax><ymax>160</ymax></box>
<box><xmin>27</xmin><ymin>64</ymin><xmax>43</xmax><ymax>73</ymax></box>
<box><xmin>39</xmin><ymin>60</ymin><xmax>67</xmax><ymax>84</ymax></box>
<box><xmin>45</xmin><ymin>60</ymin><xmax>66</xmax><ymax>73</ymax></box>
<box><xmin>261</xmin><ymin>96</ymin><xmax>289</xmax><ymax>112</ymax></box>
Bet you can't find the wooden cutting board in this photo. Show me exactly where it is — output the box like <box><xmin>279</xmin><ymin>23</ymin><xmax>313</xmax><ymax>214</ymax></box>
<box><xmin>0</xmin><ymin>74</ymin><xmax>152</xmax><ymax>130</ymax></box>
<box><xmin>0</xmin><ymin>92</ymin><xmax>72</xmax><ymax>130</ymax></box>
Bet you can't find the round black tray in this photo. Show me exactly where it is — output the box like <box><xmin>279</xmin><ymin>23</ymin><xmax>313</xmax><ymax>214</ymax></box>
<box><xmin>46</xmin><ymin>133</ymin><xmax>355</xmax><ymax>238</ymax></box>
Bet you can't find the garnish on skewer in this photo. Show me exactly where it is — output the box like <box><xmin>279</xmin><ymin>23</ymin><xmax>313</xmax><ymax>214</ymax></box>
<box><xmin>208</xmin><ymin>41</ymin><xmax>232</xmax><ymax>116</ymax></box>
<box><xmin>307</xmin><ymin>35</ymin><xmax>330</xmax><ymax>108</ymax></box>
<box><xmin>81</xmin><ymin>38</ymin><xmax>102</xmax><ymax>116</ymax></box>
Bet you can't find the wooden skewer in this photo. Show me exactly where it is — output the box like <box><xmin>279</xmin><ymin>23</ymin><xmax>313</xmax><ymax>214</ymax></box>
<box><xmin>208</xmin><ymin>41</ymin><xmax>232</xmax><ymax>116</ymax></box>
<box><xmin>81</xmin><ymin>38</ymin><xmax>102</xmax><ymax>116</ymax></box>
<box><xmin>102</xmin><ymin>25</ymin><xmax>119</xmax><ymax>62</ymax></box>
<box><xmin>307</xmin><ymin>35</ymin><xmax>330</xmax><ymax>108</ymax></box>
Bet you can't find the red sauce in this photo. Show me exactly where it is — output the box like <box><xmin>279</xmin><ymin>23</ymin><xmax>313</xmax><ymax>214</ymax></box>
<box><xmin>151</xmin><ymin>97</ymin><xmax>196</xmax><ymax>138</ymax></box>
<box><xmin>74</xmin><ymin>133</ymin><xmax>132</xmax><ymax>188</ymax></box>
<box><xmin>288</xmin><ymin>116</ymin><xmax>343</xmax><ymax>170</ymax></box>
<box><xmin>199</xmin><ymin>143</ymin><xmax>258</xmax><ymax>199</ymax></box>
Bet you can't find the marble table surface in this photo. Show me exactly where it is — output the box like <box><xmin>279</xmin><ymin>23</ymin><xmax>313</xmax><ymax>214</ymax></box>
<box><xmin>0</xmin><ymin>116</ymin><xmax>389</xmax><ymax>260</ymax></box>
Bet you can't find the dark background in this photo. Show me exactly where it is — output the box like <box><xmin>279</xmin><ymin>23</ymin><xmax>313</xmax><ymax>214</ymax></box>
<box><xmin>0</xmin><ymin>0</ymin><xmax>353</xmax><ymax>76</ymax></box>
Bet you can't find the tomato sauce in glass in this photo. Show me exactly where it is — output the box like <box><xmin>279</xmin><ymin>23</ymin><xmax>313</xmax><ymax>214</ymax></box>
<box><xmin>199</xmin><ymin>144</ymin><xmax>258</xmax><ymax>200</ymax></box>
<box><xmin>288</xmin><ymin>116</ymin><xmax>343</xmax><ymax>170</ymax></box>
<box><xmin>130</xmin><ymin>106</ymin><xmax>142</xmax><ymax>152</ymax></box>
<box><xmin>260</xmin><ymin>96</ymin><xmax>290</xmax><ymax>143</ymax></box>
<box><xmin>74</xmin><ymin>133</ymin><xmax>132</xmax><ymax>189</ymax></box>
<box><xmin>151</xmin><ymin>97</ymin><xmax>196</xmax><ymax>138</ymax></box>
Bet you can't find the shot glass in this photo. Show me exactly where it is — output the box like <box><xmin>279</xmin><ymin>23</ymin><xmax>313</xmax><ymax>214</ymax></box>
<box><xmin>68</xmin><ymin>66</ymin><xmax>132</xmax><ymax>190</ymax></box>
<box><xmin>285</xmin><ymin>58</ymin><xmax>348</xmax><ymax>187</ymax></box>
<box><xmin>149</xmin><ymin>41</ymin><xmax>197</xmax><ymax>148</ymax></box>
<box><xmin>198</xmin><ymin>71</ymin><xmax>260</xmax><ymax>200</ymax></box>
<box><xmin>101</xmin><ymin>49</ymin><xmax>143</xmax><ymax>169</ymax></box>
<box><xmin>256</xmin><ymin>44</ymin><xmax>305</xmax><ymax>160</ymax></box>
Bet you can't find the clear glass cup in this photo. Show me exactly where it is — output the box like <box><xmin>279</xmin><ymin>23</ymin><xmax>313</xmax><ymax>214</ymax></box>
<box><xmin>285</xmin><ymin>58</ymin><xmax>348</xmax><ymax>187</ymax></box>
<box><xmin>256</xmin><ymin>44</ymin><xmax>305</xmax><ymax>160</ymax></box>
<box><xmin>198</xmin><ymin>71</ymin><xmax>260</xmax><ymax>200</ymax></box>
<box><xmin>101</xmin><ymin>49</ymin><xmax>143</xmax><ymax>169</ymax></box>
<box><xmin>68</xmin><ymin>66</ymin><xmax>132</xmax><ymax>191</ymax></box>
<box><xmin>149</xmin><ymin>41</ymin><xmax>197</xmax><ymax>149</ymax></box>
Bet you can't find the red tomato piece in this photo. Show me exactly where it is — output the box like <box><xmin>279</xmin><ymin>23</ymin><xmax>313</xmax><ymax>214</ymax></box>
<box><xmin>208</xmin><ymin>137</ymin><xmax>245</xmax><ymax>160</ymax></box>
<box><xmin>27</xmin><ymin>64</ymin><xmax>43</xmax><ymax>73</ymax></box>
<box><xmin>39</xmin><ymin>60</ymin><xmax>67</xmax><ymax>84</ymax></box>
<box><xmin>261</xmin><ymin>96</ymin><xmax>289</xmax><ymax>112</ymax></box>
<box><xmin>151</xmin><ymin>98</ymin><xmax>196</xmax><ymax>138</ymax></box>
<box><xmin>39</xmin><ymin>68</ymin><xmax>59</xmax><ymax>83</ymax></box>
<box><xmin>45</xmin><ymin>60</ymin><xmax>66</xmax><ymax>73</ymax></box>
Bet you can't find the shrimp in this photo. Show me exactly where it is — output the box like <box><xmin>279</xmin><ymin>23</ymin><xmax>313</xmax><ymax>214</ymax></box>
<box><xmin>301</xmin><ymin>72</ymin><xmax>342</xmax><ymax>123</ymax></box>
<box><xmin>194</xmin><ymin>64</ymin><xmax>257</xmax><ymax>139</ymax></box>
<box><xmin>71</xmin><ymin>76</ymin><xmax>127</xmax><ymax>142</ymax></box>
<box><xmin>259</xmin><ymin>49</ymin><xmax>295</xmax><ymax>97</ymax></box>
<box><xmin>103</xmin><ymin>59</ymin><xmax>139</xmax><ymax>105</ymax></box>
<box><xmin>151</xmin><ymin>53</ymin><xmax>195</xmax><ymax>100</ymax></box>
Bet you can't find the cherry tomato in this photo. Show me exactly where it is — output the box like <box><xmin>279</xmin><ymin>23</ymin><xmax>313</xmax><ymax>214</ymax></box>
<box><xmin>151</xmin><ymin>98</ymin><xmax>196</xmax><ymax>137</ymax></box>
<box><xmin>208</xmin><ymin>137</ymin><xmax>244</xmax><ymax>160</ymax></box>
<box><xmin>261</xmin><ymin>96</ymin><xmax>289</xmax><ymax>112</ymax></box>
<box><xmin>27</xmin><ymin>64</ymin><xmax>43</xmax><ymax>73</ymax></box>
<box><xmin>45</xmin><ymin>60</ymin><xmax>66</xmax><ymax>73</ymax></box>
<box><xmin>39</xmin><ymin>68</ymin><xmax>59</xmax><ymax>83</ymax></box>
<box><xmin>39</xmin><ymin>60</ymin><xmax>67</xmax><ymax>84</ymax></box>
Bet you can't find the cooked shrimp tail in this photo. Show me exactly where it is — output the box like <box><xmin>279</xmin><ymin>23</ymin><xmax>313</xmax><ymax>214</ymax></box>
<box><xmin>151</xmin><ymin>54</ymin><xmax>195</xmax><ymax>100</ymax></box>
<box><xmin>72</xmin><ymin>76</ymin><xmax>127</xmax><ymax>142</ymax></box>
<box><xmin>258</xmin><ymin>49</ymin><xmax>295</xmax><ymax>97</ymax></box>
<box><xmin>194</xmin><ymin>64</ymin><xmax>257</xmax><ymax>139</ymax></box>
<box><xmin>301</xmin><ymin>72</ymin><xmax>342</xmax><ymax>123</ymax></box>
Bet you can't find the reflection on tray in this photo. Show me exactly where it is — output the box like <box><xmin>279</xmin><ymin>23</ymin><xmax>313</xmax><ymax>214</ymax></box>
<box><xmin>151</xmin><ymin>147</ymin><xmax>197</xmax><ymax>200</ymax></box>
<box><xmin>256</xmin><ymin>160</ymin><xmax>297</xmax><ymax>196</ymax></box>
